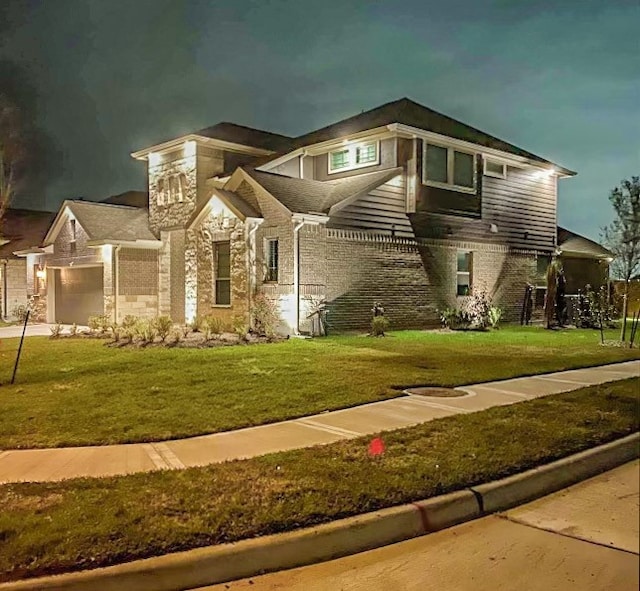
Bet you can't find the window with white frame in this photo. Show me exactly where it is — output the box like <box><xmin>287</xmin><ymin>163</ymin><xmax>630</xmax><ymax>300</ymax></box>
<box><xmin>328</xmin><ymin>140</ymin><xmax>379</xmax><ymax>173</ymax></box>
<box><xmin>266</xmin><ymin>239</ymin><xmax>279</xmax><ymax>282</ymax></box>
<box><xmin>483</xmin><ymin>157</ymin><xmax>506</xmax><ymax>179</ymax></box>
<box><xmin>456</xmin><ymin>251</ymin><xmax>472</xmax><ymax>296</ymax></box>
<box><xmin>213</xmin><ymin>241</ymin><xmax>231</xmax><ymax>305</ymax></box>
<box><xmin>423</xmin><ymin>143</ymin><xmax>476</xmax><ymax>192</ymax></box>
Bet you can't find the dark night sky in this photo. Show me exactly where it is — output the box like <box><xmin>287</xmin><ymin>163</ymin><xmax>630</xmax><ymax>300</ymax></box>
<box><xmin>1</xmin><ymin>0</ymin><xmax>638</xmax><ymax>241</ymax></box>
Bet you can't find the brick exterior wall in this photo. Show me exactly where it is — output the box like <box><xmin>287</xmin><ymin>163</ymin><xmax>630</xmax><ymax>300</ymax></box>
<box><xmin>0</xmin><ymin>259</ymin><xmax>27</xmax><ymax>319</ymax></box>
<box><xmin>116</xmin><ymin>248</ymin><xmax>159</xmax><ymax>321</ymax></box>
<box><xmin>297</xmin><ymin>228</ymin><xmax>537</xmax><ymax>332</ymax></box>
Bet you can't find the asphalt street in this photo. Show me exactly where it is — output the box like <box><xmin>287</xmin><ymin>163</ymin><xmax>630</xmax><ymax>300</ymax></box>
<box><xmin>198</xmin><ymin>460</ymin><xmax>640</xmax><ymax>591</ymax></box>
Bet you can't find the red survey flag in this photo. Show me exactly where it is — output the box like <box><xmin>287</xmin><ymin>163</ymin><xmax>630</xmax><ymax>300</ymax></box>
<box><xmin>368</xmin><ymin>437</ymin><xmax>385</xmax><ymax>457</ymax></box>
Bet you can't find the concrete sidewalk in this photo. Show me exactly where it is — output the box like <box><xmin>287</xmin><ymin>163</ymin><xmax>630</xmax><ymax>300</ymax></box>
<box><xmin>0</xmin><ymin>360</ymin><xmax>637</xmax><ymax>484</ymax></box>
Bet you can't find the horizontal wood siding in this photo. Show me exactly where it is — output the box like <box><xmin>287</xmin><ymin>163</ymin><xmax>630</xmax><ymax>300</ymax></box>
<box><xmin>327</xmin><ymin>175</ymin><xmax>415</xmax><ymax>237</ymax></box>
<box><xmin>482</xmin><ymin>166</ymin><xmax>557</xmax><ymax>251</ymax></box>
<box><xmin>411</xmin><ymin>164</ymin><xmax>557</xmax><ymax>252</ymax></box>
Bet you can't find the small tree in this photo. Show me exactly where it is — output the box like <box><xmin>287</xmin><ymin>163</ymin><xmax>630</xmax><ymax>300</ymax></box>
<box><xmin>601</xmin><ymin>177</ymin><xmax>640</xmax><ymax>340</ymax></box>
<box><xmin>0</xmin><ymin>94</ymin><xmax>26</xmax><ymax>224</ymax></box>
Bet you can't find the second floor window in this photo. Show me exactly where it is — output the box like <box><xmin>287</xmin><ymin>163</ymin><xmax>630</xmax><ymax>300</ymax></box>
<box><xmin>266</xmin><ymin>239</ymin><xmax>279</xmax><ymax>282</ymax></box>
<box><xmin>328</xmin><ymin>140</ymin><xmax>379</xmax><ymax>173</ymax></box>
<box><xmin>424</xmin><ymin>143</ymin><xmax>476</xmax><ymax>193</ymax></box>
<box><xmin>457</xmin><ymin>251</ymin><xmax>473</xmax><ymax>296</ymax></box>
<box><xmin>214</xmin><ymin>241</ymin><xmax>231</xmax><ymax>305</ymax></box>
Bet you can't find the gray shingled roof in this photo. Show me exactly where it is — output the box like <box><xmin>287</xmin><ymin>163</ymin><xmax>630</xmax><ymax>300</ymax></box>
<box><xmin>66</xmin><ymin>201</ymin><xmax>157</xmax><ymax>242</ymax></box>
<box><xmin>558</xmin><ymin>227</ymin><xmax>612</xmax><ymax>259</ymax></box>
<box><xmin>195</xmin><ymin>122</ymin><xmax>293</xmax><ymax>152</ymax></box>
<box><xmin>102</xmin><ymin>190</ymin><xmax>148</xmax><ymax>209</ymax></box>
<box><xmin>0</xmin><ymin>208</ymin><xmax>56</xmax><ymax>257</ymax></box>
<box><xmin>290</xmin><ymin>98</ymin><xmax>574</xmax><ymax>175</ymax></box>
<box><xmin>243</xmin><ymin>167</ymin><xmax>402</xmax><ymax>215</ymax></box>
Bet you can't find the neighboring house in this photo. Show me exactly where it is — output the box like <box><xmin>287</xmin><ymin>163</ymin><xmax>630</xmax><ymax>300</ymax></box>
<box><xmin>556</xmin><ymin>227</ymin><xmax>612</xmax><ymax>294</ymax></box>
<box><xmin>0</xmin><ymin>208</ymin><xmax>56</xmax><ymax>320</ymax></box>
<box><xmin>30</xmin><ymin>98</ymin><xmax>612</xmax><ymax>331</ymax></box>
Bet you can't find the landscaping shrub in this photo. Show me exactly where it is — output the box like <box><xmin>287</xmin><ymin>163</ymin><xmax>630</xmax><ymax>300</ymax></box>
<box><xmin>232</xmin><ymin>315</ymin><xmax>249</xmax><ymax>339</ymax></box>
<box><xmin>488</xmin><ymin>306</ymin><xmax>503</xmax><ymax>329</ymax></box>
<box><xmin>371</xmin><ymin>315</ymin><xmax>390</xmax><ymax>336</ymax></box>
<box><xmin>440</xmin><ymin>287</ymin><xmax>494</xmax><ymax>330</ymax></box>
<box><xmin>11</xmin><ymin>303</ymin><xmax>28</xmax><ymax>323</ymax></box>
<box><xmin>202</xmin><ymin>315</ymin><xmax>224</xmax><ymax>341</ymax></box>
<box><xmin>134</xmin><ymin>319</ymin><xmax>157</xmax><ymax>344</ymax></box>
<box><xmin>49</xmin><ymin>323</ymin><xmax>63</xmax><ymax>338</ymax></box>
<box><xmin>190</xmin><ymin>316</ymin><xmax>203</xmax><ymax>333</ymax></box>
<box><xmin>440</xmin><ymin>308</ymin><xmax>473</xmax><ymax>330</ymax></box>
<box><xmin>576</xmin><ymin>285</ymin><xmax>618</xmax><ymax>329</ymax></box>
<box><xmin>152</xmin><ymin>316</ymin><xmax>173</xmax><ymax>342</ymax></box>
<box><xmin>251</xmin><ymin>292</ymin><xmax>280</xmax><ymax>337</ymax></box>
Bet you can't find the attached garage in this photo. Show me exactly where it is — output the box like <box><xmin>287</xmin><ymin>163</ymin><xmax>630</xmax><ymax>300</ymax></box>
<box><xmin>54</xmin><ymin>266</ymin><xmax>104</xmax><ymax>325</ymax></box>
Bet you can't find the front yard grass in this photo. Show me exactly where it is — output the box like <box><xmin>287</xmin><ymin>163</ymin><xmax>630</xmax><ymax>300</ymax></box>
<box><xmin>0</xmin><ymin>378</ymin><xmax>637</xmax><ymax>582</ymax></box>
<box><xmin>0</xmin><ymin>326</ymin><xmax>638</xmax><ymax>448</ymax></box>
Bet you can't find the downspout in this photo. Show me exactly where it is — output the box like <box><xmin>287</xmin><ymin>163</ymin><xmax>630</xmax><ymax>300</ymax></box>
<box><xmin>293</xmin><ymin>218</ymin><xmax>305</xmax><ymax>335</ymax></box>
<box><xmin>114</xmin><ymin>245</ymin><xmax>121</xmax><ymax>323</ymax></box>
<box><xmin>1</xmin><ymin>260</ymin><xmax>6</xmax><ymax>320</ymax></box>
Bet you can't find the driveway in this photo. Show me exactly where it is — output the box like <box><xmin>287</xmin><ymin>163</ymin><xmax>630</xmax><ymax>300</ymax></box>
<box><xmin>0</xmin><ymin>323</ymin><xmax>82</xmax><ymax>338</ymax></box>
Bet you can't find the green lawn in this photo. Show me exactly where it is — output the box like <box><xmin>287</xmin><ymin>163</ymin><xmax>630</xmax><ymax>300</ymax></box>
<box><xmin>1</xmin><ymin>378</ymin><xmax>637</xmax><ymax>582</ymax></box>
<box><xmin>0</xmin><ymin>327</ymin><xmax>638</xmax><ymax>448</ymax></box>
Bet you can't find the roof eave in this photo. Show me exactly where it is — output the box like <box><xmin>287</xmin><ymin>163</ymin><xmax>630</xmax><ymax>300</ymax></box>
<box><xmin>131</xmin><ymin>134</ymin><xmax>276</xmax><ymax>161</ymax></box>
<box><xmin>86</xmin><ymin>239</ymin><xmax>163</xmax><ymax>249</ymax></box>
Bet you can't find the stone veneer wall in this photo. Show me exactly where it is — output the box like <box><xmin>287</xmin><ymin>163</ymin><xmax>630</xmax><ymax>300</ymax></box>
<box><xmin>187</xmin><ymin>207</ymin><xmax>249</xmax><ymax>327</ymax></box>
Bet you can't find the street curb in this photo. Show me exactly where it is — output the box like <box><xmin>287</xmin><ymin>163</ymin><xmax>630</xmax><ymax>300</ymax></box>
<box><xmin>1</xmin><ymin>433</ymin><xmax>638</xmax><ymax>591</ymax></box>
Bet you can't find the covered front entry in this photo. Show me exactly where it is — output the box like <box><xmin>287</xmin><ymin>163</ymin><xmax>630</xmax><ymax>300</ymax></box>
<box><xmin>53</xmin><ymin>266</ymin><xmax>104</xmax><ymax>324</ymax></box>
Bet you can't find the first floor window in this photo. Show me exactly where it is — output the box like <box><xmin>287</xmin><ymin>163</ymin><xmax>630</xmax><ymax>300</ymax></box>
<box><xmin>266</xmin><ymin>239</ymin><xmax>279</xmax><ymax>282</ymax></box>
<box><xmin>457</xmin><ymin>251</ymin><xmax>472</xmax><ymax>296</ymax></box>
<box><xmin>424</xmin><ymin>143</ymin><xmax>476</xmax><ymax>191</ymax></box>
<box><xmin>214</xmin><ymin>241</ymin><xmax>231</xmax><ymax>305</ymax></box>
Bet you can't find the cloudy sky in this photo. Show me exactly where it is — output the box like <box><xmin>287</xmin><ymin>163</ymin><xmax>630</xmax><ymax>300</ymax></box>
<box><xmin>1</xmin><ymin>0</ymin><xmax>638</xmax><ymax>241</ymax></box>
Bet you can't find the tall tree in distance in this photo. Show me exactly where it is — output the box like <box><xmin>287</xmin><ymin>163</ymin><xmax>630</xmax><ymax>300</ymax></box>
<box><xmin>601</xmin><ymin>176</ymin><xmax>640</xmax><ymax>340</ymax></box>
<box><xmin>0</xmin><ymin>93</ymin><xmax>26</xmax><ymax>225</ymax></box>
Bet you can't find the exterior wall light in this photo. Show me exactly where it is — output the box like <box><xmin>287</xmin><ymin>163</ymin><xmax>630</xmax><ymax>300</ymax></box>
<box><xmin>36</xmin><ymin>269</ymin><xmax>46</xmax><ymax>279</ymax></box>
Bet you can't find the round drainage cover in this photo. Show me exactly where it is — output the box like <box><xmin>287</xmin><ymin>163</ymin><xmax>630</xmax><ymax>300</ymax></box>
<box><xmin>406</xmin><ymin>387</ymin><xmax>465</xmax><ymax>398</ymax></box>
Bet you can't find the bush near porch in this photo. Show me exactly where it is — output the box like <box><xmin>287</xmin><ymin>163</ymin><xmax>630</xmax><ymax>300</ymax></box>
<box><xmin>0</xmin><ymin>327</ymin><xmax>638</xmax><ymax>448</ymax></box>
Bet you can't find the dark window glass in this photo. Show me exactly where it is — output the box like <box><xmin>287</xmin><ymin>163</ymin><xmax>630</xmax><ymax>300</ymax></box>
<box><xmin>425</xmin><ymin>144</ymin><xmax>448</xmax><ymax>183</ymax></box>
<box><xmin>266</xmin><ymin>239</ymin><xmax>279</xmax><ymax>282</ymax></box>
<box><xmin>456</xmin><ymin>251</ymin><xmax>472</xmax><ymax>296</ymax></box>
<box><xmin>453</xmin><ymin>151</ymin><xmax>474</xmax><ymax>188</ymax></box>
<box><xmin>215</xmin><ymin>242</ymin><xmax>231</xmax><ymax>305</ymax></box>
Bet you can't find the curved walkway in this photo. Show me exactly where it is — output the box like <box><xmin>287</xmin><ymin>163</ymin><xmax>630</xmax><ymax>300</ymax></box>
<box><xmin>0</xmin><ymin>360</ymin><xmax>638</xmax><ymax>484</ymax></box>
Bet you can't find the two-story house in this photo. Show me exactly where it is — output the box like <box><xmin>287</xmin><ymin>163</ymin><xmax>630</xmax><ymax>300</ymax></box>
<box><xmin>30</xmin><ymin>98</ymin><xmax>611</xmax><ymax>330</ymax></box>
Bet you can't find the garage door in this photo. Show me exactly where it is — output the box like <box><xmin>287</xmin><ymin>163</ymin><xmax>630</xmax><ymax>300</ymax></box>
<box><xmin>55</xmin><ymin>266</ymin><xmax>104</xmax><ymax>325</ymax></box>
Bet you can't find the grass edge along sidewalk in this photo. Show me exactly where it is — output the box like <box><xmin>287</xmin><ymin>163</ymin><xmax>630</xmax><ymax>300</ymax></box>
<box><xmin>1</xmin><ymin>437</ymin><xmax>637</xmax><ymax>591</ymax></box>
<box><xmin>0</xmin><ymin>378</ymin><xmax>638</xmax><ymax>583</ymax></box>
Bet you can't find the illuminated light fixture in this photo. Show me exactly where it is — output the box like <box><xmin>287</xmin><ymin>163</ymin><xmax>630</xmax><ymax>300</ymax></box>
<box><xmin>36</xmin><ymin>268</ymin><xmax>46</xmax><ymax>279</ymax></box>
<box><xmin>184</xmin><ymin>140</ymin><xmax>196</xmax><ymax>157</ymax></box>
<box><xmin>489</xmin><ymin>223</ymin><xmax>498</xmax><ymax>233</ymax></box>
<box><xmin>148</xmin><ymin>152</ymin><xmax>161</xmax><ymax>166</ymax></box>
